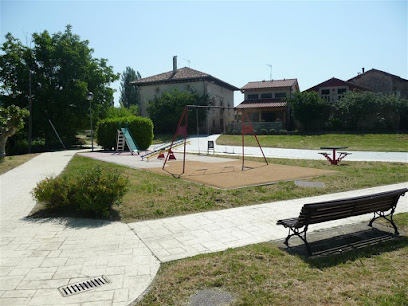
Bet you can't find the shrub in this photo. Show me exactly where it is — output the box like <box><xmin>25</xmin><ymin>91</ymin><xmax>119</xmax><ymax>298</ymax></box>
<box><xmin>280</xmin><ymin>129</ymin><xmax>288</xmax><ymax>135</ymax></box>
<box><xmin>260</xmin><ymin>129</ymin><xmax>268</xmax><ymax>135</ymax></box>
<box><xmin>32</xmin><ymin>166</ymin><xmax>128</xmax><ymax>217</ymax></box>
<box><xmin>232</xmin><ymin>130</ymin><xmax>239</xmax><ymax>135</ymax></box>
<box><xmin>269</xmin><ymin>129</ymin><xmax>276</xmax><ymax>135</ymax></box>
<box><xmin>6</xmin><ymin>139</ymin><xmax>47</xmax><ymax>156</ymax></box>
<box><xmin>96</xmin><ymin>116</ymin><xmax>153</xmax><ymax>150</ymax></box>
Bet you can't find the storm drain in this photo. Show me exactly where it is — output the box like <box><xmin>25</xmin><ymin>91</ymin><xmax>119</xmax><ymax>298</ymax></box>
<box><xmin>58</xmin><ymin>276</ymin><xmax>110</xmax><ymax>297</ymax></box>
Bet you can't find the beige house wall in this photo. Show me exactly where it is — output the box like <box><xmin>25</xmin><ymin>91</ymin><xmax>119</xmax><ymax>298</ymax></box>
<box><xmin>137</xmin><ymin>81</ymin><xmax>235</xmax><ymax>134</ymax></box>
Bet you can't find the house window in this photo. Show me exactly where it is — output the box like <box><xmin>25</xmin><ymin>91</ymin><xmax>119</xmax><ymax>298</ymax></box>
<box><xmin>274</xmin><ymin>92</ymin><xmax>286</xmax><ymax>98</ymax></box>
<box><xmin>321</xmin><ymin>89</ymin><xmax>330</xmax><ymax>95</ymax></box>
<box><xmin>337</xmin><ymin>88</ymin><xmax>347</xmax><ymax>100</ymax></box>
<box><xmin>260</xmin><ymin>93</ymin><xmax>272</xmax><ymax>99</ymax></box>
<box><xmin>247</xmin><ymin>94</ymin><xmax>258</xmax><ymax>100</ymax></box>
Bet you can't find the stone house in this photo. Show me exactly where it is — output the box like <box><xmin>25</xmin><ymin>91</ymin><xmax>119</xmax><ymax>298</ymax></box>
<box><xmin>305</xmin><ymin>77</ymin><xmax>369</xmax><ymax>102</ymax></box>
<box><xmin>131</xmin><ymin>57</ymin><xmax>239</xmax><ymax>134</ymax></box>
<box><xmin>234</xmin><ymin>79</ymin><xmax>300</xmax><ymax>131</ymax></box>
<box><xmin>348</xmin><ymin>68</ymin><xmax>408</xmax><ymax>99</ymax></box>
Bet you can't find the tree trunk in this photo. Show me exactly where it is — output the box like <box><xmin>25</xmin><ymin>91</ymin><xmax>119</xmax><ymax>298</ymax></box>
<box><xmin>0</xmin><ymin>127</ymin><xmax>16</xmax><ymax>162</ymax></box>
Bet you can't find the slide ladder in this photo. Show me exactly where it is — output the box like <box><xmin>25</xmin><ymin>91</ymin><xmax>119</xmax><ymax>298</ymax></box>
<box><xmin>116</xmin><ymin>128</ymin><xmax>140</xmax><ymax>155</ymax></box>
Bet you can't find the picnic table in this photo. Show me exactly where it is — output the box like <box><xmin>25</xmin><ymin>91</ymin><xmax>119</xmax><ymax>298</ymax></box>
<box><xmin>319</xmin><ymin>146</ymin><xmax>350</xmax><ymax>165</ymax></box>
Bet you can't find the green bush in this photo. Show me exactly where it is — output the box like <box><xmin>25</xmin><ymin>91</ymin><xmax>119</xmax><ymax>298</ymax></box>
<box><xmin>269</xmin><ymin>129</ymin><xmax>276</xmax><ymax>135</ymax></box>
<box><xmin>32</xmin><ymin>166</ymin><xmax>128</xmax><ymax>217</ymax></box>
<box><xmin>280</xmin><ymin>129</ymin><xmax>288</xmax><ymax>134</ymax></box>
<box><xmin>96</xmin><ymin>116</ymin><xmax>153</xmax><ymax>150</ymax></box>
<box><xmin>260</xmin><ymin>129</ymin><xmax>268</xmax><ymax>135</ymax></box>
<box><xmin>6</xmin><ymin>139</ymin><xmax>47</xmax><ymax>155</ymax></box>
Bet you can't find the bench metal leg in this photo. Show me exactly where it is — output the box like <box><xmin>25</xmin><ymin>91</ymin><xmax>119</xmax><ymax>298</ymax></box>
<box><xmin>284</xmin><ymin>225</ymin><xmax>312</xmax><ymax>256</ymax></box>
<box><xmin>368</xmin><ymin>207</ymin><xmax>399</xmax><ymax>235</ymax></box>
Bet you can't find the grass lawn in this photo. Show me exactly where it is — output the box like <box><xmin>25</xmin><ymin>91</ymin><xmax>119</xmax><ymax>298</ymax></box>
<box><xmin>0</xmin><ymin>154</ymin><xmax>39</xmax><ymax>175</ymax></box>
<box><xmin>138</xmin><ymin>213</ymin><xmax>408</xmax><ymax>306</ymax></box>
<box><xmin>217</xmin><ymin>134</ymin><xmax>408</xmax><ymax>152</ymax></box>
<box><xmin>30</xmin><ymin>154</ymin><xmax>408</xmax><ymax>223</ymax></box>
<box><xmin>152</xmin><ymin>134</ymin><xmax>174</xmax><ymax>144</ymax></box>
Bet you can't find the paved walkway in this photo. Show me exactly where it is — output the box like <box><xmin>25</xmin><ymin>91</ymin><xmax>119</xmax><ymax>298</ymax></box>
<box><xmin>175</xmin><ymin>135</ymin><xmax>408</xmax><ymax>163</ymax></box>
<box><xmin>1</xmin><ymin>149</ymin><xmax>407</xmax><ymax>305</ymax></box>
<box><xmin>128</xmin><ymin>182</ymin><xmax>408</xmax><ymax>262</ymax></box>
<box><xmin>0</xmin><ymin>151</ymin><xmax>160</xmax><ymax>306</ymax></box>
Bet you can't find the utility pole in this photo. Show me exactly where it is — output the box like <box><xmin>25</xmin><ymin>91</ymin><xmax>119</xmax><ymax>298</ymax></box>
<box><xmin>28</xmin><ymin>71</ymin><xmax>32</xmax><ymax>153</ymax></box>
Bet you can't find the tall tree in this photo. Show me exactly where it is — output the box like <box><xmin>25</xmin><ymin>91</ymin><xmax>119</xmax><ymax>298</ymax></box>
<box><xmin>288</xmin><ymin>91</ymin><xmax>331</xmax><ymax>131</ymax></box>
<box><xmin>0</xmin><ymin>25</ymin><xmax>119</xmax><ymax>146</ymax></box>
<box><xmin>0</xmin><ymin>105</ymin><xmax>29</xmax><ymax>161</ymax></box>
<box><xmin>147</xmin><ymin>89</ymin><xmax>210</xmax><ymax>134</ymax></box>
<box><xmin>119</xmin><ymin>67</ymin><xmax>141</xmax><ymax>109</ymax></box>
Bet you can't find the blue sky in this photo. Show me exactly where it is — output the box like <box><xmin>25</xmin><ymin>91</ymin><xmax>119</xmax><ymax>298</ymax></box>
<box><xmin>1</xmin><ymin>0</ymin><xmax>407</xmax><ymax>106</ymax></box>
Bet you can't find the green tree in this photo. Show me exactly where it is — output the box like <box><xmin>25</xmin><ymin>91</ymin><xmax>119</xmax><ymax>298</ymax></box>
<box><xmin>119</xmin><ymin>67</ymin><xmax>141</xmax><ymax>108</ymax></box>
<box><xmin>0</xmin><ymin>25</ymin><xmax>119</xmax><ymax>147</ymax></box>
<box><xmin>288</xmin><ymin>91</ymin><xmax>331</xmax><ymax>131</ymax></box>
<box><xmin>333</xmin><ymin>91</ymin><xmax>408</xmax><ymax>130</ymax></box>
<box><xmin>105</xmin><ymin>105</ymin><xmax>138</xmax><ymax>119</ymax></box>
<box><xmin>0</xmin><ymin>105</ymin><xmax>29</xmax><ymax>161</ymax></box>
<box><xmin>147</xmin><ymin>89</ymin><xmax>210</xmax><ymax>134</ymax></box>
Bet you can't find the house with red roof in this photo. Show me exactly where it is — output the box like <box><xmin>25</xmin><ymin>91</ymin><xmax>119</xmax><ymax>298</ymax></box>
<box><xmin>234</xmin><ymin>79</ymin><xmax>300</xmax><ymax>131</ymax></box>
<box><xmin>131</xmin><ymin>56</ymin><xmax>239</xmax><ymax>134</ymax></box>
<box><xmin>305</xmin><ymin>77</ymin><xmax>370</xmax><ymax>103</ymax></box>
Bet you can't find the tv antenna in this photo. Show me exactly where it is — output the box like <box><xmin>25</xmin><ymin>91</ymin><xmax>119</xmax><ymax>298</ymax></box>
<box><xmin>184</xmin><ymin>58</ymin><xmax>191</xmax><ymax>68</ymax></box>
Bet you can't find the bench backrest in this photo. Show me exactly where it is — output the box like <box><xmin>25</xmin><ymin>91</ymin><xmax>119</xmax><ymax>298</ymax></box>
<box><xmin>296</xmin><ymin>188</ymin><xmax>407</xmax><ymax>227</ymax></box>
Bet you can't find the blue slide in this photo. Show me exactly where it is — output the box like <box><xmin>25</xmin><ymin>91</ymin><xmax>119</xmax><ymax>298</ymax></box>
<box><xmin>121</xmin><ymin>128</ymin><xmax>140</xmax><ymax>154</ymax></box>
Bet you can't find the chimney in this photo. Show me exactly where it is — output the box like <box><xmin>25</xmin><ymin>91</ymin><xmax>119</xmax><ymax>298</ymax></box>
<box><xmin>362</xmin><ymin>67</ymin><xmax>365</xmax><ymax>74</ymax></box>
<box><xmin>173</xmin><ymin>56</ymin><xmax>177</xmax><ymax>74</ymax></box>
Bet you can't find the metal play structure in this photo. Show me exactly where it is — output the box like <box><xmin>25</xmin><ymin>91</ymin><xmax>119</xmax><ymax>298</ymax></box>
<box><xmin>162</xmin><ymin>105</ymin><xmax>268</xmax><ymax>174</ymax></box>
<box><xmin>140</xmin><ymin>139</ymin><xmax>187</xmax><ymax>161</ymax></box>
<box><xmin>116</xmin><ymin>127</ymin><xmax>140</xmax><ymax>155</ymax></box>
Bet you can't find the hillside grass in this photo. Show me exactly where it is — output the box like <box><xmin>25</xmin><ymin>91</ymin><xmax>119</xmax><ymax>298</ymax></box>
<box><xmin>217</xmin><ymin>134</ymin><xmax>408</xmax><ymax>152</ymax></box>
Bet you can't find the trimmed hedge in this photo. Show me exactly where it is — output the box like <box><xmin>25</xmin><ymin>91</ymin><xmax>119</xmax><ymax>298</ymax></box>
<box><xmin>96</xmin><ymin>116</ymin><xmax>154</xmax><ymax>150</ymax></box>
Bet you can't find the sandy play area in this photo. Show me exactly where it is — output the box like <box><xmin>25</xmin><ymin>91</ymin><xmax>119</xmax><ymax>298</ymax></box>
<box><xmin>147</xmin><ymin>159</ymin><xmax>337</xmax><ymax>189</ymax></box>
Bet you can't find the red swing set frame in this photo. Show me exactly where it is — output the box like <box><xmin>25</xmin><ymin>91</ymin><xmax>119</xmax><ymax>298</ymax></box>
<box><xmin>162</xmin><ymin>105</ymin><xmax>268</xmax><ymax>174</ymax></box>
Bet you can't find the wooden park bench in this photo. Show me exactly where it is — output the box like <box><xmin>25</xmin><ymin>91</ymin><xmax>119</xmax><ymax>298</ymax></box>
<box><xmin>277</xmin><ymin>188</ymin><xmax>408</xmax><ymax>255</ymax></box>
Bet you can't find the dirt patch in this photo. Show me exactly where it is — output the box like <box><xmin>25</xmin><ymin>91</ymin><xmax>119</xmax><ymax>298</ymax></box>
<box><xmin>145</xmin><ymin>160</ymin><xmax>337</xmax><ymax>189</ymax></box>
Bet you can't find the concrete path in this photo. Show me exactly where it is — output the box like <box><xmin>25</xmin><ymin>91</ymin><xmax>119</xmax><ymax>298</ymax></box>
<box><xmin>0</xmin><ymin>151</ymin><xmax>160</xmax><ymax>306</ymax></box>
<box><xmin>175</xmin><ymin>135</ymin><xmax>408</xmax><ymax>163</ymax></box>
<box><xmin>128</xmin><ymin>182</ymin><xmax>408</xmax><ymax>262</ymax></box>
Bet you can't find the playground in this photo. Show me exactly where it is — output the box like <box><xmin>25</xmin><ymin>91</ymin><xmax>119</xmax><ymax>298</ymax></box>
<box><xmin>94</xmin><ymin>108</ymin><xmax>339</xmax><ymax>189</ymax></box>
<box><xmin>81</xmin><ymin>151</ymin><xmax>336</xmax><ymax>189</ymax></box>
<box><xmin>147</xmin><ymin>159</ymin><xmax>336</xmax><ymax>189</ymax></box>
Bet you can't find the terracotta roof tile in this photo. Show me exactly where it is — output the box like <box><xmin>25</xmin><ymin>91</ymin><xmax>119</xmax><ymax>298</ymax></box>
<box><xmin>241</xmin><ymin>79</ymin><xmax>297</xmax><ymax>90</ymax></box>
<box><xmin>131</xmin><ymin>67</ymin><xmax>239</xmax><ymax>91</ymax></box>
<box><xmin>236</xmin><ymin>100</ymin><xmax>286</xmax><ymax>109</ymax></box>
<box><xmin>305</xmin><ymin>77</ymin><xmax>370</xmax><ymax>92</ymax></box>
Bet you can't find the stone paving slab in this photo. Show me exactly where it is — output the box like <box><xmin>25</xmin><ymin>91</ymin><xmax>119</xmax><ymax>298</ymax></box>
<box><xmin>0</xmin><ymin>151</ymin><xmax>160</xmax><ymax>306</ymax></box>
<box><xmin>129</xmin><ymin>182</ymin><xmax>408</xmax><ymax>262</ymax></box>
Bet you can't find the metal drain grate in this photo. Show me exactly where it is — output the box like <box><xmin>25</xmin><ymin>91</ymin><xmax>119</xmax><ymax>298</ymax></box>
<box><xmin>58</xmin><ymin>276</ymin><xmax>110</xmax><ymax>297</ymax></box>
